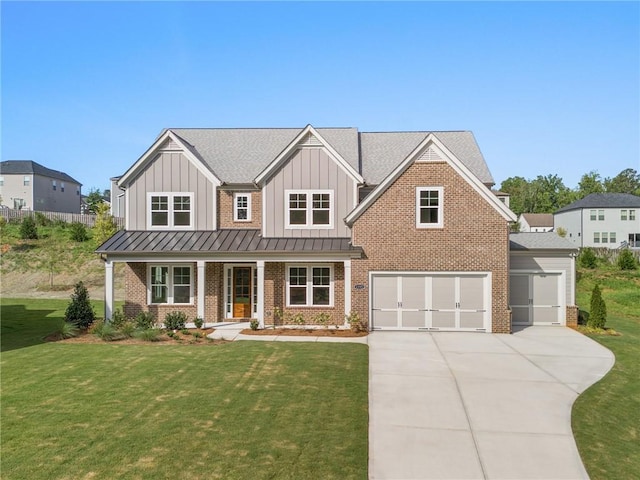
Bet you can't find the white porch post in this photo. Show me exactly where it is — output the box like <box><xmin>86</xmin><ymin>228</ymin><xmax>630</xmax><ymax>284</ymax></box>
<box><xmin>257</xmin><ymin>260</ymin><xmax>265</xmax><ymax>328</ymax></box>
<box><xmin>197</xmin><ymin>260</ymin><xmax>206</xmax><ymax>322</ymax></box>
<box><xmin>344</xmin><ymin>259</ymin><xmax>352</xmax><ymax>325</ymax></box>
<box><xmin>105</xmin><ymin>260</ymin><xmax>114</xmax><ymax>322</ymax></box>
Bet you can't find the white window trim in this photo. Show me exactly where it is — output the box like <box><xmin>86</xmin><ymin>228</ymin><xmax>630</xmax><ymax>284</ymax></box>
<box><xmin>416</xmin><ymin>186</ymin><xmax>444</xmax><ymax>229</ymax></box>
<box><xmin>621</xmin><ymin>209</ymin><xmax>628</xmax><ymax>221</ymax></box>
<box><xmin>630</xmin><ymin>209</ymin><xmax>636</xmax><ymax>221</ymax></box>
<box><xmin>284</xmin><ymin>189</ymin><xmax>334</xmax><ymax>229</ymax></box>
<box><xmin>233</xmin><ymin>192</ymin><xmax>252</xmax><ymax>222</ymax></box>
<box><xmin>147</xmin><ymin>192</ymin><xmax>194</xmax><ymax>230</ymax></box>
<box><xmin>147</xmin><ymin>264</ymin><xmax>194</xmax><ymax>305</ymax></box>
<box><xmin>285</xmin><ymin>264</ymin><xmax>334</xmax><ymax>307</ymax></box>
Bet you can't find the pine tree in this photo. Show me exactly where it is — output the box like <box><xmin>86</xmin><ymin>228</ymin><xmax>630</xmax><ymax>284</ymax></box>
<box><xmin>617</xmin><ymin>249</ymin><xmax>637</xmax><ymax>270</ymax></box>
<box><xmin>588</xmin><ymin>284</ymin><xmax>607</xmax><ymax>330</ymax></box>
<box><xmin>19</xmin><ymin>215</ymin><xmax>38</xmax><ymax>240</ymax></box>
<box><xmin>65</xmin><ymin>281</ymin><xmax>96</xmax><ymax>329</ymax></box>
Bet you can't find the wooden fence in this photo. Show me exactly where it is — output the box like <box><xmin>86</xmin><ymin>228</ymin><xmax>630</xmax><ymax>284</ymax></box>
<box><xmin>590</xmin><ymin>247</ymin><xmax>640</xmax><ymax>263</ymax></box>
<box><xmin>0</xmin><ymin>208</ymin><xmax>125</xmax><ymax>229</ymax></box>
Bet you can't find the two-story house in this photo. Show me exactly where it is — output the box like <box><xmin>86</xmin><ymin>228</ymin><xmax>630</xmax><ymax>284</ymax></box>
<box><xmin>554</xmin><ymin>193</ymin><xmax>640</xmax><ymax>248</ymax></box>
<box><xmin>0</xmin><ymin>160</ymin><xmax>82</xmax><ymax>213</ymax></box>
<box><xmin>518</xmin><ymin>213</ymin><xmax>554</xmax><ymax>232</ymax></box>
<box><xmin>97</xmin><ymin>125</ymin><xmax>578</xmax><ymax>332</ymax></box>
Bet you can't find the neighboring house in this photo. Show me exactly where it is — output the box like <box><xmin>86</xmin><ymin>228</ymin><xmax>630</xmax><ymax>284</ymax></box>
<box><xmin>554</xmin><ymin>193</ymin><xmax>640</xmax><ymax>248</ymax></box>
<box><xmin>519</xmin><ymin>213</ymin><xmax>554</xmax><ymax>232</ymax></box>
<box><xmin>0</xmin><ymin>160</ymin><xmax>82</xmax><ymax>213</ymax></box>
<box><xmin>110</xmin><ymin>176</ymin><xmax>125</xmax><ymax>217</ymax></box>
<box><xmin>492</xmin><ymin>190</ymin><xmax>510</xmax><ymax>208</ymax></box>
<box><xmin>96</xmin><ymin>125</ymin><xmax>579</xmax><ymax>332</ymax></box>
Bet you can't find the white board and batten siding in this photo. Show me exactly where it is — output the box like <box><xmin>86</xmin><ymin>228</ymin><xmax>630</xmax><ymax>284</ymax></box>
<box><xmin>262</xmin><ymin>148</ymin><xmax>357</xmax><ymax>238</ymax></box>
<box><xmin>126</xmin><ymin>151</ymin><xmax>216</xmax><ymax>230</ymax></box>
<box><xmin>509</xmin><ymin>253</ymin><xmax>574</xmax><ymax>326</ymax></box>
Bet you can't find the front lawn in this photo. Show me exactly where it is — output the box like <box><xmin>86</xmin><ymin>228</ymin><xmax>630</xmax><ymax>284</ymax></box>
<box><xmin>1</xmin><ymin>299</ymin><xmax>368</xmax><ymax>480</ymax></box>
<box><xmin>572</xmin><ymin>267</ymin><xmax>640</xmax><ymax>480</ymax></box>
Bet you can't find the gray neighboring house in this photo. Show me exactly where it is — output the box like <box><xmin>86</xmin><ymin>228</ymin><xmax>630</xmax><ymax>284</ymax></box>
<box><xmin>110</xmin><ymin>176</ymin><xmax>125</xmax><ymax>217</ymax></box>
<box><xmin>518</xmin><ymin>213</ymin><xmax>554</xmax><ymax>232</ymax></box>
<box><xmin>0</xmin><ymin>160</ymin><xmax>82</xmax><ymax>213</ymax></box>
<box><xmin>554</xmin><ymin>193</ymin><xmax>640</xmax><ymax>248</ymax></box>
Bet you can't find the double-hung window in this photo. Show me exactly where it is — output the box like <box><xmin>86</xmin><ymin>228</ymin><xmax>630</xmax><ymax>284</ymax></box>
<box><xmin>598</xmin><ymin>210</ymin><xmax>605</xmax><ymax>221</ymax></box>
<box><xmin>594</xmin><ymin>232</ymin><xmax>600</xmax><ymax>243</ymax></box>
<box><xmin>52</xmin><ymin>180</ymin><xmax>57</xmax><ymax>191</ymax></box>
<box><xmin>23</xmin><ymin>176</ymin><xmax>30</xmax><ymax>186</ymax></box>
<box><xmin>286</xmin><ymin>265</ymin><xmax>333</xmax><ymax>306</ymax></box>
<box><xmin>590</xmin><ymin>210</ymin><xmax>596</xmax><ymax>221</ymax></box>
<box><xmin>610</xmin><ymin>232</ymin><xmax>616</xmax><ymax>243</ymax></box>
<box><xmin>148</xmin><ymin>193</ymin><xmax>193</xmax><ymax>229</ymax></box>
<box><xmin>149</xmin><ymin>265</ymin><xmax>192</xmax><ymax>304</ymax></box>
<box><xmin>621</xmin><ymin>210</ymin><xmax>628</xmax><ymax>221</ymax></box>
<box><xmin>601</xmin><ymin>232</ymin><xmax>608</xmax><ymax>243</ymax></box>
<box><xmin>285</xmin><ymin>190</ymin><xmax>333</xmax><ymax>228</ymax></box>
<box><xmin>233</xmin><ymin>193</ymin><xmax>251</xmax><ymax>222</ymax></box>
<box><xmin>416</xmin><ymin>187</ymin><xmax>443</xmax><ymax>228</ymax></box>
<box><xmin>630</xmin><ymin>210</ymin><xmax>636</xmax><ymax>221</ymax></box>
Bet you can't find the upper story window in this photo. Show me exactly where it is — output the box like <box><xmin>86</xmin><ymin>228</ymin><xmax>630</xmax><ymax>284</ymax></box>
<box><xmin>630</xmin><ymin>210</ymin><xmax>636</xmax><ymax>221</ymax></box>
<box><xmin>285</xmin><ymin>190</ymin><xmax>333</xmax><ymax>229</ymax></box>
<box><xmin>621</xmin><ymin>210</ymin><xmax>628</xmax><ymax>221</ymax></box>
<box><xmin>76</xmin><ymin>187</ymin><xmax>80</xmax><ymax>196</ymax></box>
<box><xmin>416</xmin><ymin>187</ymin><xmax>443</xmax><ymax>228</ymax></box>
<box><xmin>598</xmin><ymin>210</ymin><xmax>605</xmax><ymax>221</ymax></box>
<box><xmin>590</xmin><ymin>210</ymin><xmax>596</xmax><ymax>221</ymax></box>
<box><xmin>233</xmin><ymin>193</ymin><xmax>252</xmax><ymax>222</ymax></box>
<box><xmin>52</xmin><ymin>180</ymin><xmax>57</xmax><ymax>191</ymax></box>
<box><xmin>23</xmin><ymin>176</ymin><xmax>30</xmax><ymax>186</ymax></box>
<box><xmin>148</xmin><ymin>192</ymin><xmax>193</xmax><ymax>229</ymax></box>
<box><xmin>61</xmin><ymin>182</ymin><xmax>65</xmax><ymax>192</ymax></box>
<box><xmin>149</xmin><ymin>264</ymin><xmax>192</xmax><ymax>305</ymax></box>
<box><xmin>286</xmin><ymin>265</ymin><xmax>333</xmax><ymax>307</ymax></box>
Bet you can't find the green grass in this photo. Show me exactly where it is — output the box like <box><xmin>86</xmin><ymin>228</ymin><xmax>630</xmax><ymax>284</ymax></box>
<box><xmin>0</xmin><ymin>298</ymin><xmax>368</xmax><ymax>480</ymax></box>
<box><xmin>572</xmin><ymin>266</ymin><xmax>640</xmax><ymax>480</ymax></box>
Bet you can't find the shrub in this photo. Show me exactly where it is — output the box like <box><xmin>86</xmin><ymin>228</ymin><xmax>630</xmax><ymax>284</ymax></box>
<box><xmin>19</xmin><ymin>215</ymin><xmax>38</xmax><ymax>240</ymax></box>
<box><xmin>617</xmin><ymin>249</ymin><xmax>637</xmax><ymax>270</ymax></box>
<box><xmin>250</xmin><ymin>319</ymin><xmax>259</xmax><ymax>330</ymax></box>
<box><xmin>194</xmin><ymin>316</ymin><xmax>204</xmax><ymax>329</ymax></box>
<box><xmin>94</xmin><ymin>202</ymin><xmax>118</xmax><ymax>244</ymax></box>
<box><xmin>134</xmin><ymin>311</ymin><xmax>156</xmax><ymax>330</ymax></box>
<box><xmin>0</xmin><ymin>216</ymin><xmax>6</xmax><ymax>230</ymax></box>
<box><xmin>193</xmin><ymin>331</ymin><xmax>204</xmax><ymax>339</ymax></box>
<box><xmin>49</xmin><ymin>321</ymin><xmax>80</xmax><ymax>340</ymax></box>
<box><xmin>134</xmin><ymin>328</ymin><xmax>162</xmax><ymax>342</ymax></box>
<box><xmin>347</xmin><ymin>311</ymin><xmax>367</xmax><ymax>333</ymax></box>
<box><xmin>579</xmin><ymin>248</ymin><xmax>597</xmax><ymax>269</ymax></box>
<box><xmin>109</xmin><ymin>309</ymin><xmax>127</xmax><ymax>329</ymax></box>
<box><xmin>92</xmin><ymin>320</ymin><xmax>126</xmax><ymax>341</ymax></box>
<box><xmin>164</xmin><ymin>311</ymin><xmax>187</xmax><ymax>330</ymax></box>
<box><xmin>34</xmin><ymin>211</ymin><xmax>51</xmax><ymax>226</ymax></box>
<box><xmin>588</xmin><ymin>284</ymin><xmax>607</xmax><ymax>330</ymax></box>
<box><xmin>556</xmin><ymin>227</ymin><xmax>567</xmax><ymax>238</ymax></box>
<box><xmin>314</xmin><ymin>312</ymin><xmax>331</xmax><ymax>328</ymax></box>
<box><xmin>117</xmin><ymin>320</ymin><xmax>137</xmax><ymax>338</ymax></box>
<box><xmin>69</xmin><ymin>222</ymin><xmax>89</xmax><ymax>242</ymax></box>
<box><xmin>64</xmin><ymin>281</ymin><xmax>96</xmax><ymax>329</ymax></box>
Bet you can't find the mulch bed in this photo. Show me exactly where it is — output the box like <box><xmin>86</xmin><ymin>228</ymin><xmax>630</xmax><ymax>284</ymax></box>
<box><xmin>240</xmin><ymin>328</ymin><xmax>368</xmax><ymax>337</ymax></box>
<box><xmin>47</xmin><ymin>328</ymin><xmax>225</xmax><ymax>345</ymax></box>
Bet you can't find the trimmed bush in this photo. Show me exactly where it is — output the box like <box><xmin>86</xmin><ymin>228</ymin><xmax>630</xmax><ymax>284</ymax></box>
<box><xmin>19</xmin><ymin>215</ymin><xmax>38</xmax><ymax>240</ymax></box>
<box><xmin>579</xmin><ymin>248</ymin><xmax>597</xmax><ymax>269</ymax></box>
<box><xmin>617</xmin><ymin>249</ymin><xmax>637</xmax><ymax>270</ymax></box>
<box><xmin>109</xmin><ymin>309</ymin><xmax>127</xmax><ymax>329</ymax></box>
<box><xmin>69</xmin><ymin>222</ymin><xmax>89</xmax><ymax>242</ymax></box>
<box><xmin>64</xmin><ymin>281</ymin><xmax>96</xmax><ymax>329</ymax></box>
<box><xmin>134</xmin><ymin>311</ymin><xmax>156</xmax><ymax>330</ymax></box>
<box><xmin>194</xmin><ymin>316</ymin><xmax>204</xmax><ymax>329</ymax></box>
<box><xmin>588</xmin><ymin>284</ymin><xmax>607</xmax><ymax>330</ymax></box>
<box><xmin>164</xmin><ymin>311</ymin><xmax>187</xmax><ymax>331</ymax></box>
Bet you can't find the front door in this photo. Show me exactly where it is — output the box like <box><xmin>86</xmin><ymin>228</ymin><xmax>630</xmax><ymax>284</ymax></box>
<box><xmin>233</xmin><ymin>267</ymin><xmax>252</xmax><ymax>318</ymax></box>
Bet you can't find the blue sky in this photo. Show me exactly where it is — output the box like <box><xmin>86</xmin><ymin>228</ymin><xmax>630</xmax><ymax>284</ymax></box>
<box><xmin>2</xmin><ymin>1</ymin><xmax>638</xmax><ymax>193</ymax></box>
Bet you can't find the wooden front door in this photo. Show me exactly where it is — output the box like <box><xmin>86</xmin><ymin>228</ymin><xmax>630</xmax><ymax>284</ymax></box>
<box><xmin>232</xmin><ymin>267</ymin><xmax>252</xmax><ymax>318</ymax></box>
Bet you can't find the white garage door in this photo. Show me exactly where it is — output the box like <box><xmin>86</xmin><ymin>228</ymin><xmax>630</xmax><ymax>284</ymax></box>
<box><xmin>371</xmin><ymin>273</ymin><xmax>489</xmax><ymax>331</ymax></box>
<box><xmin>510</xmin><ymin>272</ymin><xmax>564</xmax><ymax>326</ymax></box>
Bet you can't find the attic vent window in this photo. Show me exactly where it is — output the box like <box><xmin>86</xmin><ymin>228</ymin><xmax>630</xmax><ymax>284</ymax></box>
<box><xmin>301</xmin><ymin>132</ymin><xmax>322</xmax><ymax>146</ymax></box>
<box><xmin>418</xmin><ymin>146</ymin><xmax>442</xmax><ymax>162</ymax></box>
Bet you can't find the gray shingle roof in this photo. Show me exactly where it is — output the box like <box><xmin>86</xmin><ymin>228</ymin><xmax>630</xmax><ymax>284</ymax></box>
<box><xmin>521</xmin><ymin>213</ymin><xmax>554</xmax><ymax>228</ymax></box>
<box><xmin>359</xmin><ymin>131</ymin><xmax>494</xmax><ymax>185</ymax></box>
<box><xmin>170</xmin><ymin>128</ymin><xmax>359</xmax><ymax>184</ymax></box>
<box><xmin>555</xmin><ymin>193</ymin><xmax>640</xmax><ymax>213</ymax></box>
<box><xmin>509</xmin><ymin>233</ymin><xmax>577</xmax><ymax>251</ymax></box>
<box><xmin>0</xmin><ymin>160</ymin><xmax>81</xmax><ymax>185</ymax></box>
<box><xmin>158</xmin><ymin>127</ymin><xmax>493</xmax><ymax>186</ymax></box>
<box><xmin>96</xmin><ymin>229</ymin><xmax>362</xmax><ymax>256</ymax></box>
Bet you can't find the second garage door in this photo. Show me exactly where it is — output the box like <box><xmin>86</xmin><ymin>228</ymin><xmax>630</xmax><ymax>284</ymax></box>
<box><xmin>509</xmin><ymin>272</ymin><xmax>564</xmax><ymax>326</ymax></box>
<box><xmin>371</xmin><ymin>273</ymin><xmax>490</xmax><ymax>331</ymax></box>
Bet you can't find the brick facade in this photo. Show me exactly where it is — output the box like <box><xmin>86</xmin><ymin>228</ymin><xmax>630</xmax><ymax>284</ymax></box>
<box><xmin>351</xmin><ymin>161</ymin><xmax>512</xmax><ymax>333</ymax></box>
<box><xmin>218</xmin><ymin>191</ymin><xmax>262</xmax><ymax>229</ymax></box>
<box><xmin>566</xmin><ymin>305</ymin><xmax>579</xmax><ymax>327</ymax></box>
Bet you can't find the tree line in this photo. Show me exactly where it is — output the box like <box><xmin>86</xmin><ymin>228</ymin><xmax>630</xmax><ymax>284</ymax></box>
<box><xmin>499</xmin><ymin>168</ymin><xmax>640</xmax><ymax>216</ymax></box>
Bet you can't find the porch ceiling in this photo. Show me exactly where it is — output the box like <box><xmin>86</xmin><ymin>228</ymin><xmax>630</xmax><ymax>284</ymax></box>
<box><xmin>96</xmin><ymin>229</ymin><xmax>362</xmax><ymax>257</ymax></box>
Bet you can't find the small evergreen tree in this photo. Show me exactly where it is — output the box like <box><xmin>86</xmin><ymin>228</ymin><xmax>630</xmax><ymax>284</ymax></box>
<box><xmin>579</xmin><ymin>247</ymin><xmax>597</xmax><ymax>269</ymax></box>
<box><xmin>588</xmin><ymin>284</ymin><xmax>607</xmax><ymax>330</ymax></box>
<box><xmin>617</xmin><ymin>249</ymin><xmax>637</xmax><ymax>270</ymax></box>
<box><xmin>19</xmin><ymin>215</ymin><xmax>38</xmax><ymax>240</ymax></box>
<box><xmin>69</xmin><ymin>222</ymin><xmax>89</xmax><ymax>242</ymax></box>
<box><xmin>65</xmin><ymin>281</ymin><xmax>96</xmax><ymax>329</ymax></box>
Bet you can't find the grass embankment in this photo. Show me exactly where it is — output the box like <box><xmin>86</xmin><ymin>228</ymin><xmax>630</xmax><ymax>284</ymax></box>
<box><xmin>572</xmin><ymin>266</ymin><xmax>640</xmax><ymax>480</ymax></box>
<box><xmin>0</xmin><ymin>299</ymin><xmax>369</xmax><ymax>480</ymax></box>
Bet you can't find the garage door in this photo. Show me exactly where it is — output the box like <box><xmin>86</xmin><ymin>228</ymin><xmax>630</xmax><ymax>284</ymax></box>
<box><xmin>509</xmin><ymin>272</ymin><xmax>564</xmax><ymax>325</ymax></box>
<box><xmin>371</xmin><ymin>273</ymin><xmax>489</xmax><ymax>331</ymax></box>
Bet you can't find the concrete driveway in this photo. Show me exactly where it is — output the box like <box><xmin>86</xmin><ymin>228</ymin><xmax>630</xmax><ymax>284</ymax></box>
<box><xmin>369</xmin><ymin>327</ymin><xmax>614</xmax><ymax>480</ymax></box>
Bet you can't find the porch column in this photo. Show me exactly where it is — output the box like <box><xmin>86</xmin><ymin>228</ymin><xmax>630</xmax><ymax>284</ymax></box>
<box><xmin>344</xmin><ymin>259</ymin><xmax>352</xmax><ymax>325</ymax></box>
<box><xmin>104</xmin><ymin>259</ymin><xmax>114</xmax><ymax>322</ymax></box>
<box><xmin>197</xmin><ymin>260</ymin><xmax>206</xmax><ymax>322</ymax></box>
<box><xmin>257</xmin><ymin>260</ymin><xmax>265</xmax><ymax>328</ymax></box>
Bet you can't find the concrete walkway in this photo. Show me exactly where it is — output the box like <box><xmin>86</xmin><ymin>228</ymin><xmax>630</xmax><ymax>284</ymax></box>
<box><xmin>369</xmin><ymin>327</ymin><xmax>614</xmax><ymax>480</ymax></box>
